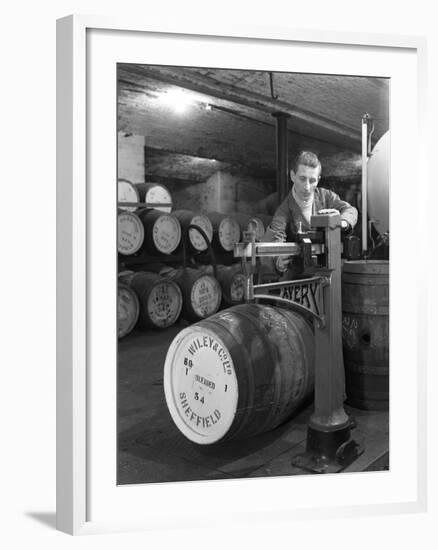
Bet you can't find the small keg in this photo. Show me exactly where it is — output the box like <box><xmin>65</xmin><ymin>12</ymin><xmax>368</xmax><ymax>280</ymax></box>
<box><xmin>118</xmin><ymin>178</ymin><xmax>140</xmax><ymax>212</ymax></box>
<box><xmin>214</xmin><ymin>264</ymin><xmax>246</xmax><ymax>306</ymax></box>
<box><xmin>117</xmin><ymin>209</ymin><xmax>145</xmax><ymax>255</ymax></box>
<box><xmin>117</xmin><ymin>282</ymin><xmax>140</xmax><ymax>338</ymax></box>
<box><xmin>168</xmin><ymin>267</ymin><xmax>222</xmax><ymax>322</ymax></box>
<box><xmin>135</xmin><ymin>182</ymin><xmax>173</xmax><ymax>213</ymax></box>
<box><xmin>120</xmin><ymin>271</ymin><xmax>183</xmax><ymax>329</ymax></box>
<box><xmin>172</xmin><ymin>210</ymin><xmax>213</xmax><ymax>252</ymax></box>
<box><xmin>207</xmin><ymin>212</ymin><xmax>241</xmax><ymax>252</ymax></box>
<box><xmin>137</xmin><ymin>209</ymin><xmax>182</xmax><ymax>255</ymax></box>
<box><xmin>251</xmin><ymin>214</ymin><xmax>272</xmax><ymax>240</ymax></box>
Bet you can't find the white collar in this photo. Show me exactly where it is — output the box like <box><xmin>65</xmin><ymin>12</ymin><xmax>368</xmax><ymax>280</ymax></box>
<box><xmin>292</xmin><ymin>185</ymin><xmax>314</xmax><ymax>208</ymax></box>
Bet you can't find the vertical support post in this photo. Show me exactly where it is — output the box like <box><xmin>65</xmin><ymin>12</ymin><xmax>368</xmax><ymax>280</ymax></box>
<box><xmin>361</xmin><ymin>114</ymin><xmax>369</xmax><ymax>254</ymax></box>
<box><xmin>240</xmin><ymin>231</ymin><xmax>256</xmax><ymax>302</ymax></box>
<box><xmin>272</xmin><ymin>112</ymin><xmax>291</xmax><ymax>203</ymax></box>
<box><xmin>310</xmin><ymin>214</ymin><xmax>349</xmax><ymax>431</ymax></box>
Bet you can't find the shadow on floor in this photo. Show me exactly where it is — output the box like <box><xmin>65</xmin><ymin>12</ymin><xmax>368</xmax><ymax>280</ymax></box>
<box><xmin>25</xmin><ymin>511</ymin><xmax>57</xmax><ymax>530</ymax></box>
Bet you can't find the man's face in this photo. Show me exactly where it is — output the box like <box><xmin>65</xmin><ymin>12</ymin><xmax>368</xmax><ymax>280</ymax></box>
<box><xmin>291</xmin><ymin>164</ymin><xmax>320</xmax><ymax>200</ymax></box>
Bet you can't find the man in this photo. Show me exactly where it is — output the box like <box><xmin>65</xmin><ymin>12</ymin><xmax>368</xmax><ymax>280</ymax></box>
<box><xmin>266</xmin><ymin>150</ymin><xmax>358</xmax><ymax>273</ymax></box>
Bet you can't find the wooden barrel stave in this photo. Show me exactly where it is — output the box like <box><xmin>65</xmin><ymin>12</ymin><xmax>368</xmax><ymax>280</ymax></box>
<box><xmin>206</xmin><ymin>212</ymin><xmax>241</xmax><ymax>252</ymax></box>
<box><xmin>118</xmin><ymin>179</ymin><xmax>140</xmax><ymax>212</ymax></box>
<box><xmin>117</xmin><ymin>283</ymin><xmax>140</xmax><ymax>338</ymax></box>
<box><xmin>137</xmin><ymin>208</ymin><xmax>182</xmax><ymax>255</ymax></box>
<box><xmin>120</xmin><ymin>271</ymin><xmax>183</xmax><ymax>329</ymax></box>
<box><xmin>213</xmin><ymin>264</ymin><xmax>246</xmax><ymax>306</ymax></box>
<box><xmin>134</xmin><ymin>182</ymin><xmax>173</xmax><ymax>213</ymax></box>
<box><xmin>172</xmin><ymin>209</ymin><xmax>213</xmax><ymax>252</ymax></box>
<box><xmin>253</xmin><ymin>214</ymin><xmax>272</xmax><ymax>238</ymax></box>
<box><xmin>342</xmin><ymin>260</ymin><xmax>389</xmax><ymax>410</ymax></box>
<box><xmin>247</xmin><ymin>214</ymin><xmax>269</xmax><ymax>240</ymax></box>
<box><xmin>167</xmin><ymin>267</ymin><xmax>222</xmax><ymax>322</ymax></box>
<box><xmin>213</xmin><ymin>306</ymin><xmax>311</xmax><ymax>439</ymax></box>
<box><xmin>117</xmin><ymin>209</ymin><xmax>145</xmax><ymax>255</ymax></box>
<box><xmin>198</xmin><ymin>314</ymin><xmax>255</xmax><ymax>441</ymax></box>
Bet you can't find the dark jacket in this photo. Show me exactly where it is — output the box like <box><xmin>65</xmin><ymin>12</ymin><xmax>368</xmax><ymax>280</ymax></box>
<box><xmin>260</xmin><ymin>187</ymin><xmax>358</xmax><ymax>277</ymax></box>
<box><xmin>268</xmin><ymin>187</ymin><xmax>358</xmax><ymax>240</ymax></box>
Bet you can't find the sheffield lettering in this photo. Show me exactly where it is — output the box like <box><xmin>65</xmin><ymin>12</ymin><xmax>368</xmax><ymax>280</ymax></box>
<box><xmin>179</xmin><ymin>393</ymin><xmax>221</xmax><ymax>429</ymax></box>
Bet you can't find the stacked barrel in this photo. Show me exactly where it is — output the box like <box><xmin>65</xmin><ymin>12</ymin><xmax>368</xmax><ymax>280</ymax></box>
<box><xmin>118</xmin><ymin>179</ymin><xmax>173</xmax><ymax>213</ymax></box>
<box><xmin>172</xmin><ymin>210</ymin><xmax>213</xmax><ymax>253</ymax></box>
<box><xmin>118</xmin><ymin>180</ymin><xmax>181</xmax><ymax>257</ymax></box>
<box><xmin>117</xmin><ymin>282</ymin><xmax>140</xmax><ymax>339</ymax></box>
<box><xmin>118</xmin><ymin>179</ymin><xmax>272</xmax><ymax>338</ymax></box>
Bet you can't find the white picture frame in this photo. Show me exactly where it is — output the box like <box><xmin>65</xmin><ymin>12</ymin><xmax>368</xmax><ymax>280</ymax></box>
<box><xmin>56</xmin><ymin>15</ymin><xmax>428</xmax><ymax>535</ymax></box>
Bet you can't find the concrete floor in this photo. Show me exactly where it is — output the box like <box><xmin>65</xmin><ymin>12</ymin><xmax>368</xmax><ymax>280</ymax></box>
<box><xmin>117</xmin><ymin>323</ymin><xmax>389</xmax><ymax>485</ymax></box>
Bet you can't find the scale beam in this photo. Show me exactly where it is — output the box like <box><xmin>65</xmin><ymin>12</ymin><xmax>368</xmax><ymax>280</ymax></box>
<box><xmin>234</xmin><ymin>241</ymin><xmax>324</xmax><ymax>258</ymax></box>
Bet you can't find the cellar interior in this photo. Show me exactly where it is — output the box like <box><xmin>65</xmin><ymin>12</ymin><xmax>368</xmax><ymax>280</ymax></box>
<box><xmin>117</xmin><ymin>63</ymin><xmax>390</xmax><ymax>484</ymax></box>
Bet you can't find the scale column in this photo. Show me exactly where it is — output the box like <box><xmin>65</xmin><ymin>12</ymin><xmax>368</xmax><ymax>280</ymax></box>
<box><xmin>292</xmin><ymin>213</ymin><xmax>362</xmax><ymax>472</ymax></box>
<box><xmin>311</xmin><ymin>213</ymin><xmax>349</xmax><ymax>430</ymax></box>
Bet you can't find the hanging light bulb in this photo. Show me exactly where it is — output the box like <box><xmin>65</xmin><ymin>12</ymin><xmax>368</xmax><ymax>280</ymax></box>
<box><xmin>159</xmin><ymin>89</ymin><xmax>193</xmax><ymax>114</ymax></box>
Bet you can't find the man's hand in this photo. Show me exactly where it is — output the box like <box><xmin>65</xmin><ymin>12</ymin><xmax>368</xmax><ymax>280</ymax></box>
<box><xmin>317</xmin><ymin>209</ymin><xmax>349</xmax><ymax>230</ymax></box>
<box><xmin>272</xmin><ymin>229</ymin><xmax>287</xmax><ymax>242</ymax></box>
<box><xmin>275</xmin><ymin>256</ymin><xmax>291</xmax><ymax>273</ymax></box>
<box><xmin>317</xmin><ymin>208</ymin><xmax>340</xmax><ymax>215</ymax></box>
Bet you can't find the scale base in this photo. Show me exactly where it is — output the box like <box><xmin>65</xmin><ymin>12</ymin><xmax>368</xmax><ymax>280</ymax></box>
<box><xmin>291</xmin><ymin>424</ymin><xmax>364</xmax><ymax>474</ymax></box>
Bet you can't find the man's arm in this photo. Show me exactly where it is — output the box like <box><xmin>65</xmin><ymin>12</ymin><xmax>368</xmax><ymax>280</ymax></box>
<box><xmin>263</xmin><ymin>196</ymin><xmax>290</xmax><ymax>242</ymax></box>
<box><xmin>261</xmin><ymin>196</ymin><xmax>291</xmax><ymax>273</ymax></box>
<box><xmin>323</xmin><ymin>189</ymin><xmax>358</xmax><ymax>230</ymax></box>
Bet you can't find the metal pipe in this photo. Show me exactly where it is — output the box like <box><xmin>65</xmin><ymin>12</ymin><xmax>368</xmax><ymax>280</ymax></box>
<box><xmin>361</xmin><ymin>114</ymin><xmax>370</xmax><ymax>253</ymax></box>
<box><xmin>272</xmin><ymin>112</ymin><xmax>291</xmax><ymax>203</ymax></box>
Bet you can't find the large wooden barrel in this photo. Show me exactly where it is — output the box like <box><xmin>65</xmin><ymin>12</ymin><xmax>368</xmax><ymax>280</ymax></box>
<box><xmin>120</xmin><ymin>271</ymin><xmax>183</xmax><ymax>329</ymax></box>
<box><xmin>172</xmin><ymin>210</ymin><xmax>213</xmax><ymax>252</ymax></box>
<box><xmin>135</xmin><ymin>182</ymin><xmax>173</xmax><ymax>213</ymax></box>
<box><xmin>207</xmin><ymin>212</ymin><xmax>241</xmax><ymax>252</ymax></box>
<box><xmin>118</xmin><ymin>178</ymin><xmax>140</xmax><ymax>212</ymax></box>
<box><xmin>164</xmin><ymin>304</ymin><xmax>314</xmax><ymax>444</ymax></box>
<box><xmin>117</xmin><ymin>209</ymin><xmax>145</xmax><ymax>255</ymax></box>
<box><xmin>167</xmin><ymin>267</ymin><xmax>222</xmax><ymax>322</ymax></box>
<box><xmin>117</xmin><ymin>282</ymin><xmax>140</xmax><ymax>338</ymax></box>
<box><xmin>137</xmin><ymin>208</ymin><xmax>181</xmax><ymax>255</ymax></box>
<box><xmin>342</xmin><ymin>260</ymin><xmax>389</xmax><ymax>410</ymax></box>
